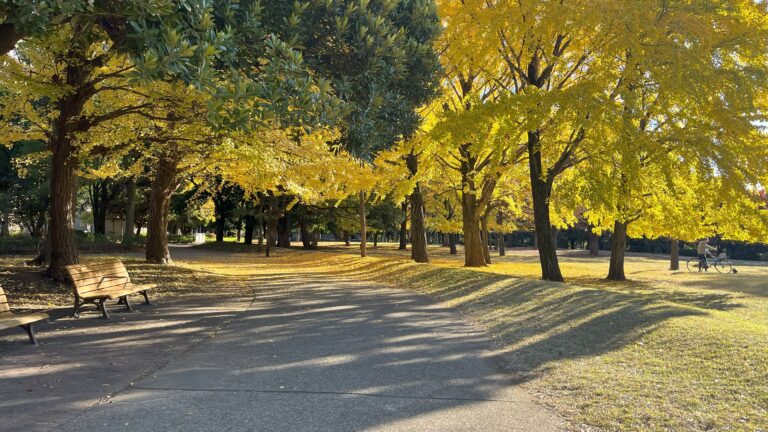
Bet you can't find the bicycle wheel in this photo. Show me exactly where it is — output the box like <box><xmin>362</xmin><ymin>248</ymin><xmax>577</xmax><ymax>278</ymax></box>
<box><xmin>686</xmin><ymin>257</ymin><xmax>701</xmax><ymax>272</ymax></box>
<box><xmin>714</xmin><ymin>260</ymin><xmax>732</xmax><ymax>274</ymax></box>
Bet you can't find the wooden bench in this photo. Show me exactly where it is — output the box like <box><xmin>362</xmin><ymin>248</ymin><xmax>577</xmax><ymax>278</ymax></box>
<box><xmin>64</xmin><ymin>261</ymin><xmax>156</xmax><ymax>319</ymax></box>
<box><xmin>0</xmin><ymin>286</ymin><xmax>48</xmax><ymax>345</ymax></box>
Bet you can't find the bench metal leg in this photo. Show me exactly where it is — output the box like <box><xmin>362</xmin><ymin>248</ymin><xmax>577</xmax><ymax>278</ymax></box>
<box><xmin>141</xmin><ymin>290</ymin><xmax>151</xmax><ymax>305</ymax></box>
<box><xmin>122</xmin><ymin>295</ymin><xmax>133</xmax><ymax>312</ymax></box>
<box><xmin>98</xmin><ymin>299</ymin><xmax>110</xmax><ymax>319</ymax></box>
<box><xmin>20</xmin><ymin>324</ymin><xmax>38</xmax><ymax>345</ymax></box>
<box><xmin>73</xmin><ymin>297</ymin><xmax>86</xmax><ymax>318</ymax></box>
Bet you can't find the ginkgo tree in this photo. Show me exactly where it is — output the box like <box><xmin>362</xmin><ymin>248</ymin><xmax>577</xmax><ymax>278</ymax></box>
<box><xmin>435</xmin><ymin>0</ymin><xmax>768</xmax><ymax>281</ymax></box>
<box><xmin>555</xmin><ymin>0</ymin><xmax>768</xmax><ymax>280</ymax></box>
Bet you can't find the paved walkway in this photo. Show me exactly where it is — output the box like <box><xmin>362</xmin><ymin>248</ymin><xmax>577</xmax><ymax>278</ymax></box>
<box><xmin>1</xmin><ymin>255</ymin><xmax>563</xmax><ymax>431</ymax></box>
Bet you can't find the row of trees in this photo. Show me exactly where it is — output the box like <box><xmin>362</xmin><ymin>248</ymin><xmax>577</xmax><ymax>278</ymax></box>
<box><xmin>0</xmin><ymin>0</ymin><xmax>441</xmax><ymax>278</ymax></box>
<box><xmin>2</xmin><ymin>0</ymin><xmax>768</xmax><ymax>284</ymax></box>
<box><xmin>374</xmin><ymin>0</ymin><xmax>768</xmax><ymax>281</ymax></box>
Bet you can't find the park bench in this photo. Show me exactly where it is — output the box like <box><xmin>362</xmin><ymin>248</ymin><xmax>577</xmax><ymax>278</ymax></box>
<box><xmin>64</xmin><ymin>261</ymin><xmax>155</xmax><ymax>319</ymax></box>
<box><xmin>0</xmin><ymin>286</ymin><xmax>48</xmax><ymax>345</ymax></box>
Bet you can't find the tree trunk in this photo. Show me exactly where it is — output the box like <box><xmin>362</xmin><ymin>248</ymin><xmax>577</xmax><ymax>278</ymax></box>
<box><xmin>343</xmin><ymin>230</ymin><xmax>350</xmax><ymax>246</ymax></box>
<box><xmin>46</xmin><ymin>138</ymin><xmax>79</xmax><ymax>279</ymax></box>
<box><xmin>481</xmin><ymin>215</ymin><xmax>491</xmax><ymax>265</ymax></box>
<box><xmin>244</xmin><ymin>215</ymin><xmax>256</xmax><ymax>245</ymax></box>
<box><xmin>528</xmin><ymin>131</ymin><xmax>564</xmax><ymax>281</ymax></box>
<box><xmin>123</xmin><ymin>177</ymin><xmax>136</xmax><ymax>242</ymax></box>
<box><xmin>670</xmin><ymin>239</ymin><xmax>680</xmax><ymax>270</ymax></box>
<box><xmin>496</xmin><ymin>212</ymin><xmax>506</xmax><ymax>256</ymax></box>
<box><xmin>299</xmin><ymin>215</ymin><xmax>312</xmax><ymax>249</ymax></box>
<box><xmin>265</xmin><ymin>221</ymin><xmax>277</xmax><ymax>257</ymax></box>
<box><xmin>588</xmin><ymin>230</ymin><xmax>600</xmax><ymax>256</ymax></box>
<box><xmin>442</xmin><ymin>233</ymin><xmax>450</xmax><ymax>247</ymax></box>
<box><xmin>145</xmin><ymin>154</ymin><xmax>179</xmax><ymax>264</ymax></box>
<box><xmin>311</xmin><ymin>231</ymin><xmax>319</xmax><ymax>249</ymax></box>
<box><xmin>373</xmin><ymin>233</ymin><xmax>378</xmax><ymax>248</ymax></box>
<box><xmin>409</xmin><ymin>187</ymin><xmax>429</xmax><ymax>263</ymax></box>
<box><xmin>92</xmin><ymin>182</ymin><xmax>107</xmax><ymax>236</ymax></box>
<box><xmin>276</xmin><ymin>212</ymin><xmax>291</xmax><ymax>248</ymax></box>
<box><xmin>449</xmin><ymin>233</ymin><xmax>457</xmax><ymax>255</ymax></box>
<box><xmin>399</xmin><ymin>199</ymin><xmax>408</xmax><ymax>250</ymax></box>
<box><xmin>257</xmin><ymin>225</ymin><xmax>264</xmax><ymax>252</ymax></box>
<box><xmin>406</xmin><ymin>154</ymin><xmax>429</xmax><ymax>263</ymax></box>
<box><xmin>461</xmin><ymin>191</ymin><xmax>485</xmax><ymax>267</ymax></box>
<box><xmin>0</xmin><ymin>216</ymin><xmax>9</xmax><ymax>237</ymax></box>
<box><xmin>214</xmin><ymin>215</ymin><xmax>225</xmax><ymax>242</ymax></box>
<box><xmin>359</xmin><ymin>191</ymin><xmax>367</xmax><ymax>258</ymax></box>
<box><xmin>607</xmin><ymin>220</ymin><xmax>628</xmax><ymax>281</ymax></box>
<box><xmin>265</xmin><ymin>196</ymin><xmax>279</xmax><ymax>257</ymax></box>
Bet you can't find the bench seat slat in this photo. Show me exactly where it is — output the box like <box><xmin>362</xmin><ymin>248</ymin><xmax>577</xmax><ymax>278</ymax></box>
<box><xmin>69</xmin><ymin>269</ymin><xmax>130</xmax><ymax>283</ymax></box>
<box><xmin>0</xmin><ymin>311</ymin><xmax>48</xmax><ymax>330</ymax></box>
<box><xmin>66</xmin><ymin>265</ymin><xmax>128</xmax><ymax>277</ymax></box>
<box><xmin>78</xmin><ymin>283</ymin><xmax>157</xmax><ymax>300</ymax></box>
<box><xmin>76</xmin><ymin>279</ymin><xmax>130</xmax><ymax>294</ymax></box>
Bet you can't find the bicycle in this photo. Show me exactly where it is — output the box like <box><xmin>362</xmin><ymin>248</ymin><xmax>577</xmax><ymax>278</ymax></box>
<box><xmin>686</xmin><ymin>250</ymin><xmax>733</xmax><ymax>273</ymax></box>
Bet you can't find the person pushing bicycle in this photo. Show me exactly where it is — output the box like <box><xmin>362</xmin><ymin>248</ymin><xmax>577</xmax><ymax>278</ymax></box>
<box><xmin>697</xmin><ymin>238</ymin><xmax>717</xmax><ymax>271</ymax></box>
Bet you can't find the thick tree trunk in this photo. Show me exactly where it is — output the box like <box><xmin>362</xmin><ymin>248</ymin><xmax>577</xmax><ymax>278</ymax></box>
<box><xmin>461</xmin><ymin>191</ymin><xmax>485</xmax><ymax>267</ymax></box>
<box><xmin>670</xmin><ymin>239</ymin><xmax>680</xmax><ymax>270</ymax></box>
<box><xmin>607</xmin><ymin>220</ymin><xmax>628</xmax><ymax>281</ymax></box>
<box><xmin>244</xmin><ymin>215</ymin><xmax>256</xmax><ymax>245</ymax></box>
<box><xmin>47</xmin><ymin>153</ymin><xmax>78</xmax><ymax>274</ymax></box>
<box><xmin>299</xmin><ymin>215</ymin><xmax>313</xmax><ymax>249</ymax></box>
<box><xmin>145</xmin><ymin>154</ymin><xmax>179</xmax><ymax>264</ymax></box>
<box><xmin>449</xmin><ymin>233</ymin><xmax>458</xmax><ymax>255</ymax></box>
<box><xmin>214</xmin><ymin>215</ymin><xmax>225</xmax><ymax>242</ymax></box>
<box><xmin>359</xmin><ymin>191</ymin><xmax>367</xmax><ymax>257</ymax></box>
<box><xmin>442</xmin><ymin>233</ymin><xmax>450</xmax><ymax>247</ymax></box>
<box><xmin>463</xmin><ymin>219</ymin><xmax>485</xmax><ymax>267</ymax></box>
<box><xmin>373</xmin><ymin>233</ymin><xmax>378</xmax><ymax>248</ymax></box>
<box><xmin>409</xmin><ymin>187</ymin><xmax>429</xmax><ymax>263</ymax></box>
<box><xmin>481</xmin><ymin>216</ymin><xmax>491</xmax><ymax>265</ymax></box>
<box><xmin>265</xmin><ymin>221</ymin><xmax>277</xmax><ymax>257</ymax></box>
<box><xmin>343</xmin><ymin>230</ymin><xmax>350</xmax><ymax>246</ymax></box>
<box><xmin>406</xmin><ymin>154</ymin><xmax>429</xmax><ymax>263</ymax></box>
<box><xmin>528</xmin><ymin>131</ymin><xmax>564</xmax><ymax>281</ymax></box>
<box><xmin>588</xmin><ymin>230</ymin><xmax>600</xmax><ymax>256</ymax></box>
<box><xmin>46</xmin><ymin>139</ymin><xmax>79</xmax><ymax>279</ymax></box>
<box><xmin>276</xmin><ymin>212</ymin><xmax>291</xmax><ymax>248</ymax></box>
<box><xmin>123</xmin><ymin>178</ymin><xmax>136</xmax><ymax>241</ymax></box>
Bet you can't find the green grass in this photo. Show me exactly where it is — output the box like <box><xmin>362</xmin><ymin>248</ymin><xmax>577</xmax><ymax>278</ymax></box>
<box><xmin>1</xmin><ymin>243</ymin><xmax>766</xmax><ymax>431</ymax></box>
<box><xmin>311</xmin><ymin>243</ymin><xmax>768</xmax><ymax>431</ymax></box>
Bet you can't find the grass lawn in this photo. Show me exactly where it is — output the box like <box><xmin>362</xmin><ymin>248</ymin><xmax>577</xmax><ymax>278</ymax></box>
<box><xmin>1</xmin><ymin>242</ymin><xmax>766</xmax><ymax>431</ymax></box>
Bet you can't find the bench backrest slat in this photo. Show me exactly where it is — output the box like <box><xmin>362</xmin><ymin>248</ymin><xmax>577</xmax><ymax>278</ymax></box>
<box><xmin>64</xmin><ymin>262</ymin><xmax>132</xmax><ymax>296</ymax></box>
<box><xmin>0</xmin><ymin>286</ymin><xmax>8</xmax><ymax>313</ymax></box>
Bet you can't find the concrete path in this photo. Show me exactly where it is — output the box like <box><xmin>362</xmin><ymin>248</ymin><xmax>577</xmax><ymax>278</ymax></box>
<box><xmin>1</xmin><ymin>259</ymin><xmax>563</xmax><ymax>431</ymax></box>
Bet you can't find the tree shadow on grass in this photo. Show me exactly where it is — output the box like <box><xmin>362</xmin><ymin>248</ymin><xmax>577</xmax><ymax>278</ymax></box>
<box><xmin>0</xmin><ymin>248</ymin><xmax>745</xmax><ymax>431</ymax></box>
